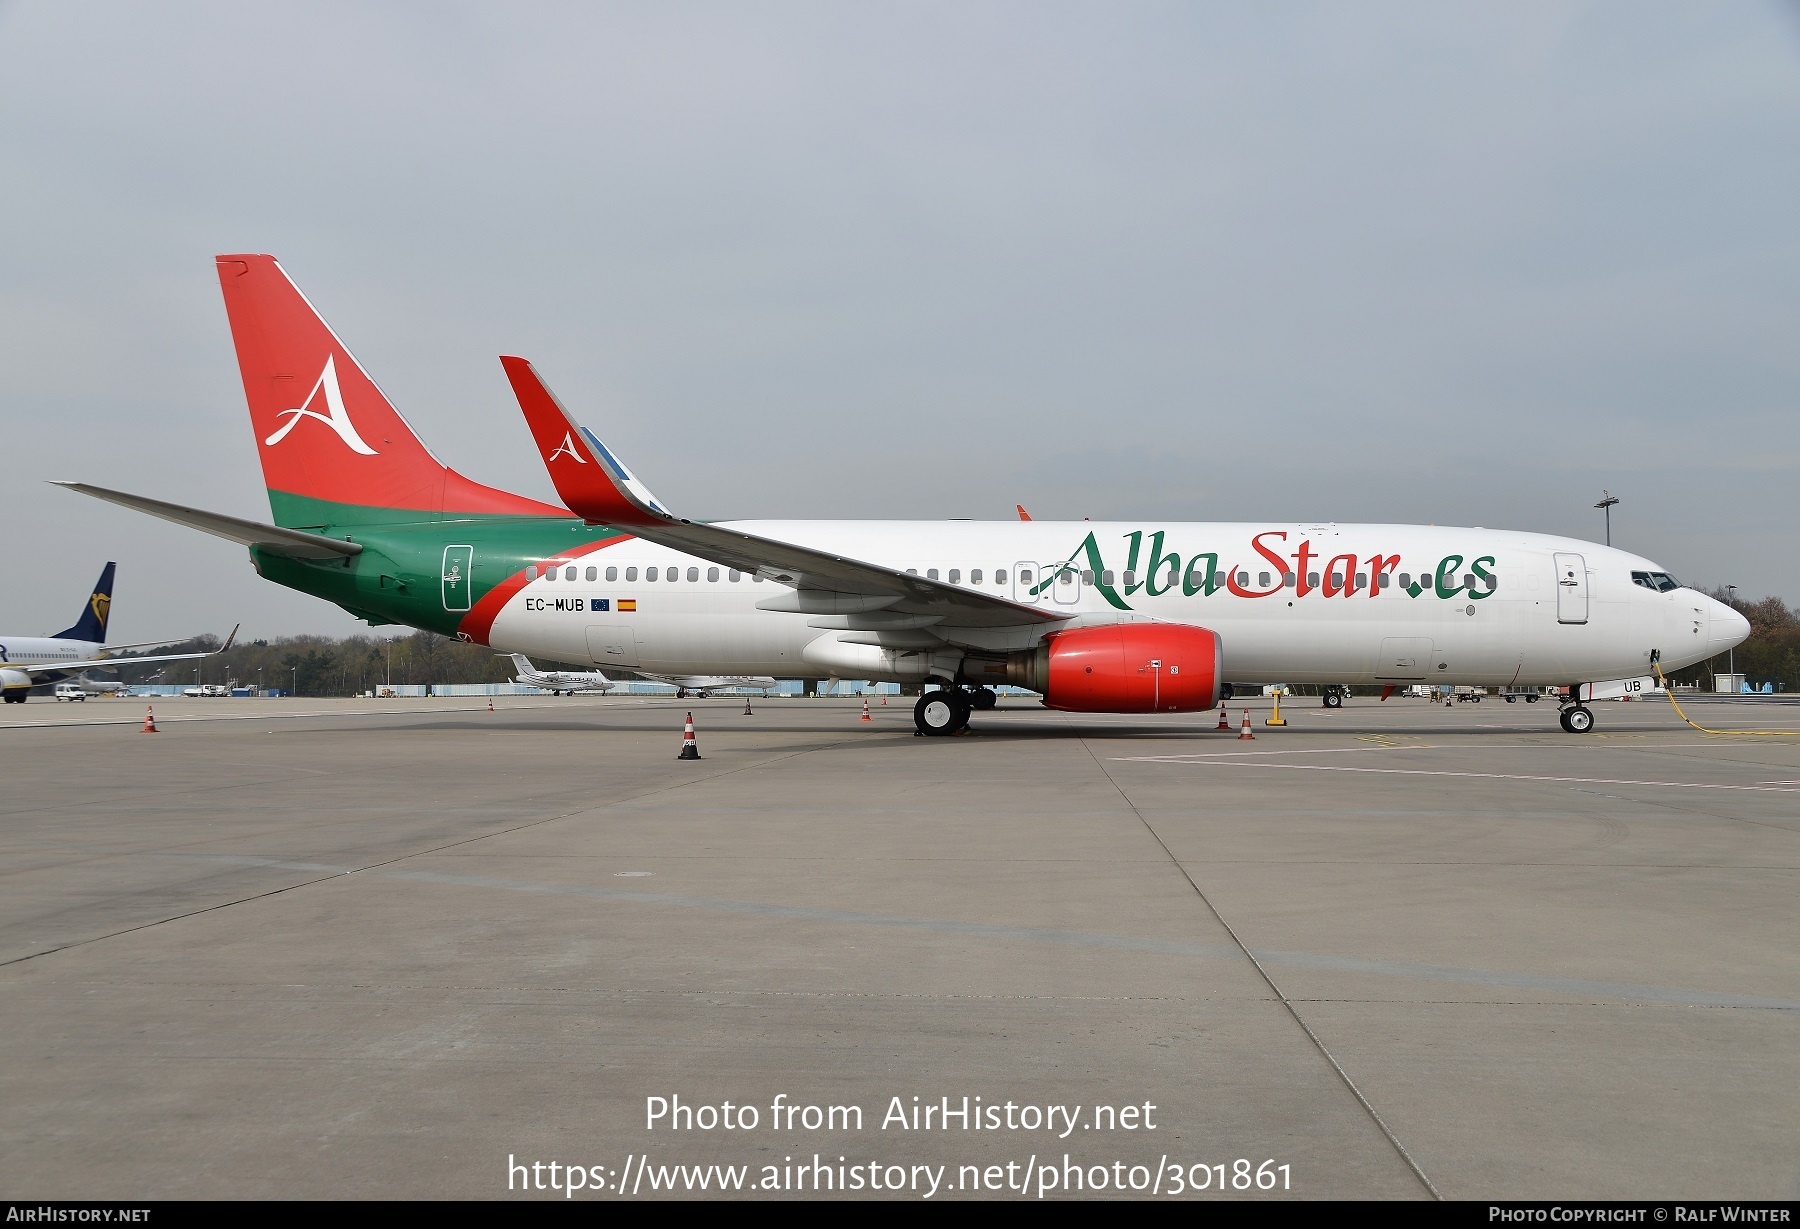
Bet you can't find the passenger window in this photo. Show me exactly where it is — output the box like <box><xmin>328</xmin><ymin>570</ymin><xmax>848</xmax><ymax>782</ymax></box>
<box><xmin>606</xmin><ymin>567</ymin><xmax>618</xmax><ymax>581</ymax></box>
<box><xmin>1103</xmin><ymin>570</ymin><xmax>1116</xmax><ymax>587</ymax></box>
<box><xmin>1081</xmin><ymin>569</ymin><xmax>1093</xmax><ymax>584</ymax></box>
<box><xmin>995</xmin><ymin>569</ymin><xmax>1007</xmax><ymax>584</ymax></box>
<box><xmin>526</xmin><ymin>565</ymin><xmax>538</xmax><ymax>581</ymax></box>
<box><xmin>1328</xmin><ymin>573</ymin><xmax>1342</xmax><ymax>588</ymax></box>
<box><xmin>927</xmin><ymin>568</ymin><xmax>939</xmax><ymax>580</ymax></box>
<box><xmin>1283</xmin><ymin>572</ymin><xmax>1296</xmax><ymax>587</ymax></box>
<box><xmin>1258</xmin><ymin>571</ymin><xmax>1271</xmax><ymax>588</ymax></box>
<box><xmin>707</xmin><ymin>567</ymin><xmax>719</xmax><ymax>582</ymax></box>
<box><xmin>688</xmin><ymin>567</ymin><xmax>699</xmax><ymax>582</ymax></box>
<box><xmin>971</xmin><ymin>569</ymin><xmax>983</xmax><ymax>584</ymax></box>
<box><xmin>1463</xmin><ymin>574</ymin><xmax>1475</xmax><ymax>590</ymax></box>
<box><xmin>1060</xmin><ymin>570</ymin><xmax>1072</xmax><ymax>585</ymax></box>
<box><xmin>1399</xmin><ymin>572</ymin><xmax>1411</xmax><ymax>588</ymax></box>
<box><xmin>728</xmin><ymin>569</ymin><xmax>740</xmax><ymax>581</ymax></box>
<box><xmin>1485</xmin><ymin>575</ymin><xmax>1498</xmax><ymax>592</ymax></box>
<box><xmin>1124</xmin><ymin>570</ymin><xmax>1136</xmax><ymax>587</ymax></box>
<box><xmin>948</xmin><ymin>569</ymin><xmax>960</xmax><ymax>583</ymax></box>
<box><xmin>1354</xmin><ymin>573</ymin><xmax>1366</xmax><ymax>588</ymax></box>
<box><xmin>753</xmin><ymin>575</ymin><xmax>763</xmax><ymax>582</ymax></box>
<box><xmin>585</xmin><ymin>566</ymin><xmax>597</xmax><ymax>581</ymax></box>
<box><xmin>1307</xmin><ymin>573</ymin><xmax>1319</xmax><ymax>588</ymax></box>
<box><xmin>1378</xmin><ymin>573</ymin><xmax>1390</xmax><ymax>588</ymax></box>
<box><xmin>626</xmin><ymin>567</ymin><xmax>638</xmax><ymax>581</ymax></box>
<box><xmin>907</xmin><ymin>568</ymin><xmax>918</xmax><ymax>575</ymax></box>
<box><xmin>1020</xmin><ymin>569</ymin><xmax>1033</xmax><ymax>584</ymax></box>
<box><xmin>646</xmin><ymin>567</ymin><xmax>658</xmax><ymax>581</ymax></box>
<box><xmin>544</xmin><ymin>566</ymin><xmax>556</xmax><ymax>582</ymax></box>
<box><xmin>565</xmin><ymin>566</ymin><xmax>577</xmax><ymax>580</ymax></box>
<box><xmin>1165</xmin><ymin>568</ymin><xmax>1178</xmax><ymax>588</ymax></box>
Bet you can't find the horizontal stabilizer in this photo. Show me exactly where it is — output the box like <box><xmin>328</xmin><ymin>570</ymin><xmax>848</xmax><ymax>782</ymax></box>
<box><xmin>52</xmin><ymin>482</ymin><xmax>363</xmax><ymax>559</ymax></box>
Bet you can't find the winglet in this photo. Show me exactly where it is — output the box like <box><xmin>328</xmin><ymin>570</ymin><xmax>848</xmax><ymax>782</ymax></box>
<box><xmin>499</xmin><ymin>357</ymin><xmax>672</xmax><ymax>527</ymax></box>
<box><xmin>219</xmin><ymin>624</ymin><xmax>239</xmax><ymax>653</ymax></box>
<box><xmin>1015</xmin><ymin>504</ymin><xmax>1032</xmax><ymax>521</ymax></box>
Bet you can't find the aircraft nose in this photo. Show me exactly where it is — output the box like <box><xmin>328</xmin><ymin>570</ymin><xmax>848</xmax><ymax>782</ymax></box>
<box><xmin>1707</xmin><ymin>599</ymin><xmax>1751</xmax><ymax>656</ymax></box>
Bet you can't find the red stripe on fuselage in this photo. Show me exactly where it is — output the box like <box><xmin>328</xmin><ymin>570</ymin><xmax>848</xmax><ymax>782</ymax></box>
<box><xmin>457</xmin><ymin>533</ymin><xmax>633</xmax><ymax>646</ymax></box>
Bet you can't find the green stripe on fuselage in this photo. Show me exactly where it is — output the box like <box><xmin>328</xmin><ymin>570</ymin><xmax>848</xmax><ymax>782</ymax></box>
<box><xmin>250</xmin><ymin>498</ymin><xmax>625</xmax><ymax>635</ymax></box>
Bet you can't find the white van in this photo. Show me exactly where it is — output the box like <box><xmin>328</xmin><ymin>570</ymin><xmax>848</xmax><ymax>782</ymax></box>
<box><xmin>53</xmin><ymin>684</ymin><xmax>87</xmax><ymax>701</ymax></box>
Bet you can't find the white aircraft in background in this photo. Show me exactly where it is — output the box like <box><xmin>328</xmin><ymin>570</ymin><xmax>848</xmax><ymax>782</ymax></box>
<box><xmin>507</xmin><ymin>654</ymin><xmax>615</xmax><ymax>695</ymax></box>
<box><xmin>509</xmin><ymin>654</ymin><xmax>773</xmax><ymax>698</ymax></box>
<box><xmin>60</xmin><ymin>254</ymin><xmax>1751</xmax><ymax>737</ymax></box>
<box><xmin>0</xmin><ymin>562</ymin><xmax>237</xmax><ymax>703</ymax></box>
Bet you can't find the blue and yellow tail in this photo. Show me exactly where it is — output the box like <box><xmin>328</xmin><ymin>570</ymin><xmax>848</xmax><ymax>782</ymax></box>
<box><xmin>55</xmin><ymin>563</ymin><xmax>114</xmax><ymax>643</ymax></box>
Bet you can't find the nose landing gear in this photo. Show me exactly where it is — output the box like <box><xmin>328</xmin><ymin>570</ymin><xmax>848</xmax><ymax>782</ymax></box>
<box><xmin>1559</xmin><ymin>703</ymin><xmax>1595</xmax><ymax>734</ymax></box>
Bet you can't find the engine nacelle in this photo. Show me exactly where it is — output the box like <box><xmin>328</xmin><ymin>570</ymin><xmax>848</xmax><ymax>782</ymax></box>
<box><xmin>1007</xmin><ymin>623</ymin><xmax>1223</xmax><ymax>713</ymax></box>
<box><xmin>1</xmin><ymin>667</ymin><xmax>32</xmax><ymax>692</ymax></box>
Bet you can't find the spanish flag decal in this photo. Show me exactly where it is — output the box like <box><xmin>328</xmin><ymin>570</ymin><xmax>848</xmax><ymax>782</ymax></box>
<box><xmin>618</xmin><ymin>599</ymin><xmax>637</xmax><ymax>612</ymax></box>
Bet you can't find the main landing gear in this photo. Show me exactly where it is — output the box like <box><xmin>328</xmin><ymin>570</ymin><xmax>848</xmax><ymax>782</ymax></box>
<box><xmin>913</xmin><ymin>686</ymin><xmax>999</xmax><ymax>735</ymax></box>
<box><xmin>1321</xmin><ymin>687</ymin><xmax>1346</xmax><ymax>709</ymax></box>
<box><xmin>914</xmin><ymin>689</ymin><xmax>970</xmax><ymax>736</ymax></box>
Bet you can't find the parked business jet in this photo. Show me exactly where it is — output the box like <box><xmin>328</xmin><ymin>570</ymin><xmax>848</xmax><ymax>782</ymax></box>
<box><xmin>57</xmin><ymin>255</ymin><xmax>1749</xmax><ymax>735</ymax></box>
<box><xmin>0</xmin><ymin>562</ymin><xmax>236</xmax><ymax>703</ymax></box>
<box><xmin>507</xmin><ymin>654</ymin><xmax>615</xmax><ymax>695</ymax></box>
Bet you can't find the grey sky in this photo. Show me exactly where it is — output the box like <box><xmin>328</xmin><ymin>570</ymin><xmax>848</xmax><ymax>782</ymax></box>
<box><xmin>2</xmin><ymin>2</ymin><xmax>1796</xmax><ymax>642</ymax></box>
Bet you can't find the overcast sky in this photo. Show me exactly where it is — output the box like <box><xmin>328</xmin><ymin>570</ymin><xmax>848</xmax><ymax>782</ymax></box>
<box><xmin>2</xmin><ymin>2</ymin><xmax>1797</xmax><ymax>642</ymax></box>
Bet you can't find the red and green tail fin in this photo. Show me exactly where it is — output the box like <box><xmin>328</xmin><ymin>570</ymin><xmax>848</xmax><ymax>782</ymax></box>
<box><xmin>215</xmin><ymin>254</ymin><xmax>566</xmax><ymax>528</ymax></box>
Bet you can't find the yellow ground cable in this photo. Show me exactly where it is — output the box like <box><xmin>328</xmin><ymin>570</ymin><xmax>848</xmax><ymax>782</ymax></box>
<box><xmin>1650</xmin><ymin>662</ymin><xmax>1800</xmax><ymax>736</ymax></box>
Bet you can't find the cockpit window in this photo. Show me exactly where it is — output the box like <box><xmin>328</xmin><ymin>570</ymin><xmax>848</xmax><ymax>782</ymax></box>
<box><xmin>1632</xmin><ymin>570</ymin><xmax>1683</xmax><ymax>592</ymax></box>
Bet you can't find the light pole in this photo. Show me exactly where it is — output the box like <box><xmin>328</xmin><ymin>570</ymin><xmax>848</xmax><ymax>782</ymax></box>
<box><xmin>1727</xmin><ymin>585</ymin><xmax>1737</xmax><ymax>686</ymax></box>
<box><xmin>291</xmin><ymin>665</ymin><xmax>297</xmax><ymax>697</ymax></box>
<box><xmin>386</xmin><ymin>636</ymin><xmax>393</xmax><ymax>689</ymax></box>
<box><xmin>1594</xmin><ymin>490</ymin><xmax>1619</xmax><ymax>546</ymax></box>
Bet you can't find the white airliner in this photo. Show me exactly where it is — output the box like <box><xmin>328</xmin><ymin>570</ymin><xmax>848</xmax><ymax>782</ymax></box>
<box><xmin>57</xmin><ymin>254</ymin><xmax>1751</xmax><ymax>737</ymax></box>
<box><xmin>0</xmin><ymin>562</ymin><xmax>237</xmax><ymax>703</ymax></box>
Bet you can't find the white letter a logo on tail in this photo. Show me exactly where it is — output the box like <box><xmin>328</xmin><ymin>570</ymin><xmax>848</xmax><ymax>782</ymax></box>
<box><xmin>548</xmin><ymin>431</ymin><xmax>587</xmax><ymax>464</ymax></box>
<box><xmin>264</xmin><ymin>355</ymin><xmax>379</xmax><ymax>455</ymax></box>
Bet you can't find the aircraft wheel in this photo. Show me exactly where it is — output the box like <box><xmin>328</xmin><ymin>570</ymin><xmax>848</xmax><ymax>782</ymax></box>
<box><xmin>1560</xmin><ymin>705</ymin><xmax>1595</xmax><ymax>734</ymax></box>
<box><xmin>914</xmin><ymin>690</ymin><xmax>968</xmax><ymax>736</ymax></box>
<box><xmin>696</xmin><ymin>691</ymin><xmax>711</xmax><ymax>699</ymax></box>
<box><xmin>1322</xmin><ymin>690</ymin><xmax>1343</xmax><ymax>709</ymax></box>
<box><xmin>1526</xmin><ymin>694</ymin><xmax>1539</xmax><ymax>703</ymax></box>
<box><xmin>1505</xmin><ymin>695</ymin><xmax>1516</xmax><ymax>703</ymax></box>
<box><xmin>971</xmin><ymin>688</ymin><xmax>997</xmax><ymax>710</ymax></box>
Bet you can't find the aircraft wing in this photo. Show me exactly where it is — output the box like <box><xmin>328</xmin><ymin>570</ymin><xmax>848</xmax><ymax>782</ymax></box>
<box><xmin>500</xmin><ymin>358</ymin><xmax>1070</xmax><ymax>631</ymax></box>
<box><xmin>16</xmin><ymin>625</ymin><xmax>240</xmax><ymax>676</ymax></box>
<box><xmin>51</xmin><ymin>483</ymin><xmax>364</xmax><ymax>560</ymax></box>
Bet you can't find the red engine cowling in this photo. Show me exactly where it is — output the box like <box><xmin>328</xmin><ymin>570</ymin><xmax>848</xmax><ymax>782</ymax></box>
<box><xmin>1007</xmin><ymin>623</ymin><xmax>1223</xmax><ymax>713</ymax></box>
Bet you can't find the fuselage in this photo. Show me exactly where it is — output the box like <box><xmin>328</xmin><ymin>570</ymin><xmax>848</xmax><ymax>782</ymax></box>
<box><xmin>0</xmin><ymin>637</ymin><xmax>106</xmax><ymax>669</ymax></box>
<box><xmin>254</xmin><ymin>518</ymin><xmax>1748</xmax><ymax>689</ymax></box>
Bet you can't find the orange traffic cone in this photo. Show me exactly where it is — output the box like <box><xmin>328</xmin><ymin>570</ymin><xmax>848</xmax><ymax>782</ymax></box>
<box><xmin>487</xmin><ymin>697</ymin><xmax>494</xmax><ymax>713</ymax></box>
<box><xmin>743</xmin><ymin>698</ymin><xmax>753</xmax><ymax>715</ymax></box>
<box><xmin>1238</xmin><ymin>710</ymin><xmax>1256</xmax><ymax>741</ymax></box>
<box><xmin>141</xmin><ymin>705</ymin><xmax>159</xmax><ymax>734</ymax></box>
<box><xmin>1215</xmin><ymin>706</ymin><xmax>1231</xmax><ymax>731</ymax></box>
<box><xmin>860</xmin><ymin>699</ymin><xmax>873</xmax><ymax>722</ymax></box>
<box><xmin>678</xmin><ymin>711</ymin><xmax>702</xmax><ymax>760</ymax></box>
<box><xmin>881</xmin><ymin>693</ymin><xmax>887</xmax><ymax>706</ymax></box>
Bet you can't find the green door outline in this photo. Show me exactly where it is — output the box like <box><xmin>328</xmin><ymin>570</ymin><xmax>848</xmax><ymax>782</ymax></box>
<box><xmin>442</xmin><ymin>545</ymin><xmax>474</xmax><ymax>612</ymax></box>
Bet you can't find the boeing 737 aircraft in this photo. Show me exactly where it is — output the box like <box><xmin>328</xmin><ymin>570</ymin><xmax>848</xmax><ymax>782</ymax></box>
<box><xmin>0</xmin><ymin>562</ymin><xmax>236</xmax><ymax>702</ymax></box>
<box><xmin>58</xmin><ymin>255</ymin><xmax>1749</xmax><ymax>735</ymax></box>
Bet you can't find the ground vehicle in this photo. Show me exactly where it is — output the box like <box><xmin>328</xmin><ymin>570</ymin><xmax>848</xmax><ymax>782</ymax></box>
<box><xmin>181</xmin><ymin>684</ymin><xmax>229</xmax><ymax>698</ymax></box>
<box><xmin>52</xmin><ymin>684</ymin><xmax>86</xmax><ymax>701</ymax></box>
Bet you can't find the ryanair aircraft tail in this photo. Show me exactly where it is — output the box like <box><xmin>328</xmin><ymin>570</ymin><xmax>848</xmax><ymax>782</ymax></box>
<box><xmin>53</xmin><ymin>562</ymin><xmax>114</xmax><ymax>642</ymax></box>
<box><xmin>215</xmin><ymin>254</ymin><xmax>564</xmax><ymax>528</ymax></box>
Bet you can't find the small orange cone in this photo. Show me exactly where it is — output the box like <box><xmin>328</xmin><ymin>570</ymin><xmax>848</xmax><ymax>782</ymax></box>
<box><xmin>743</xmin><ymin>698</ymin><xmax>753</xmax><ymax>715</ymax></box>
<box><xmin>141</xmin><ymin>705</ymin><xmax>159</xmax><ymax>734</ymax></box>
<box><xmin>1215</xmin><ymin>706</ymin><xmax>1231</xmax><ymax>731</ymax></box>
<box><xmin>487</xmin><ymin>697</ymin><xmax>494</xmax><ymax>712</ymax></box>
<box><xmin>881</xmin><ymin>693</ymin><xmax>887</xmax><ymax>706</ymax></box>
<box><xmin>860</xmin><ymin>699</ymin><xmax>872</xmax><ymax>722</ymax></box>
<box><xmin>1238</xmin><ymin>710</ymin><xmax>1256</xmax><ymax>741</ymax></box>
<box><xmin>678</xmin><ymin>711</ymin><xmax>702</xmax><ymax>760</ymax></box>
